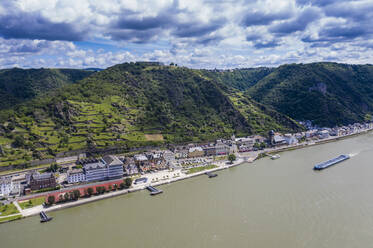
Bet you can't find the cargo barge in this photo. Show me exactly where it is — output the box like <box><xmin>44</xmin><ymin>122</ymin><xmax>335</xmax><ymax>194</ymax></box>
<box><xmin>313</xmin><ymin>154</ymin><xmax>350</xmax><ymax>170</ymax></box>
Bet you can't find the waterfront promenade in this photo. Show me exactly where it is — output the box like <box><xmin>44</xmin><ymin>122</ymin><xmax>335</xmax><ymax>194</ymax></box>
<box><xmin>16</xmin><ymin>157</ymin><xmax>247</xmax><ymax>217</ymax></box>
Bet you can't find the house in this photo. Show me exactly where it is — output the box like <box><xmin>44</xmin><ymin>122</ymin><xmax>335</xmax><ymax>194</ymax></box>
<box><xmin>175</xmin><ymin>149</ymin><xmax>188</xmax><ymax>159</ymax></box>
<box><xmin>273</xmin><ymin>135</ymin><xmax>287</xmax><ymax>146</ymax></box>
<box><xmin>134</xmin><ymin>154</ymin><xmax>148</xmax><ymax>165</ymax></box>
<box><xmin>123</xmin><ymin>157</ymin><xmax>139</xmax><ymax>176</ymax></box>
<box><xmin>67</xmin><ymin>169</ymin><xmax>86</xmax><ymax>184</ymax></box>
<box><xmin>305</xmin><ymin>129</ymin><xmax>318</xmax><ymax>138</ymax></box>
<box><xmin>238</xmin><ymin>145</ymin><xmax>252</xmax><ymax>152</ymax></box>
<box><xmin>11</xmin><ymin>174</ymin><xmax>27</xmax><ymax>195</ymax></box>
<box><xmin>215</xmin><ymin>140</ymin><xmax>229</xmax><ymax>155</ymax></box>
<box><xmin>163</xmin><ymin>150</ymin><xmax>175</xmax><ymax>162</ymax></box>
<box><xmin>284</xmin><ymin>134</ymin><xmax>298</xmax><ymax>145</ymax></box>
<box><xmin>235</xmin><ymin>137</ymin><xmax>255</xmax><ymax>147</ymax></box>
<box><xmin>203</xmin><ymin>145</ymin><xmax>216</xmax><ymax>156</ymax></box>
<box><xmin>188</xmin><ymin>147</ymin><xmax>204</xmax><ymax>158</ymax></box>
<box><xmin>134</xmin><ymin>154</ymin><xmax>151</xmax><ymax>172</ymax></box>
<box><xmin>319</xmin><ymin>130</ymin><xmax>330</xmax><ymax>139</ymax></box>
<box><xmin>252</xmin><ymin>135</ymin><xmax>266</xmax><ymax>144</ymax></box>
<box><xmin>29</xmin><ymin>172</ymin><xmax>57</xmax><ymax>191</ymax></box>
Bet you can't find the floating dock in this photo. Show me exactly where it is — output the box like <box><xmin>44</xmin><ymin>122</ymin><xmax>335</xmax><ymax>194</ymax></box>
<box><xmin>146</xmin><ymin>186</ymin><xmax>163</xmax><ymax>195</ymax></box>
<box><xmin>205</xmin><ymin>172</ymin><xmax>218</xmax><ymax>178</ymax></box>
<box><xmin>313</xmin><ymin>154</ymin><xmax>350</xmax><ymax>170</ymax></box>
<box><xmin>39</xmin><ymin>211</ymin><xmax>53</xmax><ymax>223</ymax></box>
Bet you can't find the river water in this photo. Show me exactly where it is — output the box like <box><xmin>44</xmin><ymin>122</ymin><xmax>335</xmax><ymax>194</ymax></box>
<box><xmin>2</xmin><ymin>133</ymin><xmax>373</xmax><ymax>248</ymax></box>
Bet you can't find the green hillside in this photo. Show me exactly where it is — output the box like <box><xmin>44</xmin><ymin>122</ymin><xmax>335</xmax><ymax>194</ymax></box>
<box><xmin>202</xmin><ymin>67</ymin><xmax>273</xmax><ymax>91</ymax></box>
<box><xmin>0</xmin><ymin>62</ymin><xmax>301</xmax><ymax>168</ymax></box>
<box><xmin>0</xmin><ymin>68</ymin><xmax>94</xmax><ymax>109</ymax></box>
<box><xmin>247</xmin><ymin>62</ymin><xmax>373</xmax><ymax>126</ymax></box>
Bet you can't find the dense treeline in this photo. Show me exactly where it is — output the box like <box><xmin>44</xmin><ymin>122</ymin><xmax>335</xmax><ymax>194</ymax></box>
<box><xmin>246</xmin><ymin>62</ymin><xmax>373</xmax><ymax>126</ymax></box>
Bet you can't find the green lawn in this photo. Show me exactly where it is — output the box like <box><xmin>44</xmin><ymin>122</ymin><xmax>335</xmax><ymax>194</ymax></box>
<box><xmin>0</xmin><ymin>203</ymin><xmax>20</xmax><ymax>216</ymax></box>
<box><xmin>0</xmin><ymin>214</ymin><xmax>22</xmax><ymax>223</ymax></box>
<box><xmin>18</xmin><ymin>196</ymin><xmax>46</xmax><ymax>209</ymax></box>
<box><xmin>186</xmin><ymin>164</ymin><xmax>218</xmax><ymax>174</ymax></box>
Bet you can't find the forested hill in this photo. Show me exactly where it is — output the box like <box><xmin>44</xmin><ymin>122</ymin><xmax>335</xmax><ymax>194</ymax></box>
<box><xmin>246</xmin><ymin>62</ymin><xmax>373</xmax><ymax>127</ymax></box>
<box><xmin>2</xmin><ymin>61</ymin><xmax>372</xmax><ymax>168</ymax></box>
<box><xmin>0</xmin><ymin>62</ymin><xmax>301</xmax><ymax>168</ymax></box>
<box><xmin>202</xmin><ymin>67</ymin><xmax>274</xmax><ymax>91</ymax></box>
<box><xmin>0</xmin><ymin>68</ymin><xmax>94</xmax><ymax>109</ymax></box>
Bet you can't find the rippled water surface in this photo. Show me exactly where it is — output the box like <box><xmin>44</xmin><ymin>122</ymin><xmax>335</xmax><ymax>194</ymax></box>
<box><xmin>2</xmin><ymin>133</ymin><xmax>373</xmax><ymax>248</ymax></box>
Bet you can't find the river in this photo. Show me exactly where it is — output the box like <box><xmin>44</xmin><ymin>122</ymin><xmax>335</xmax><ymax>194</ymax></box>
<box><xmin>1</xmin><ymin>133</ymin><xmax>373</xmax><ymax>248</ymax></box>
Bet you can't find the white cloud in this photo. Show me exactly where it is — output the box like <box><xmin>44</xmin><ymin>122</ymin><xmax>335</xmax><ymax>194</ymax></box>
<box><xmin>0</xmin><ymin>0</ymin><xmax>372</xmax><ymax>68</ymax></box>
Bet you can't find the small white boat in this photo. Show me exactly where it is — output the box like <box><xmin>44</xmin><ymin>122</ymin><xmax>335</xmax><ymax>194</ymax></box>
<box><xmin>270</xmin><ymin>154</ymin><xmax>280</xmax><ymax>160</ymax></box>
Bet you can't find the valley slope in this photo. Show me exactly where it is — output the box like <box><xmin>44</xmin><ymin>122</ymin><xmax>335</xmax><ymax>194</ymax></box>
<box><xmin>0</xmin><ymin>62</ymin><xmax>300</xmax><ymax>168</ymax></box>
<box><xmin>247</xmin><ymin>62</ymin><xmax>373</xmax><ymax>126</ymax></box>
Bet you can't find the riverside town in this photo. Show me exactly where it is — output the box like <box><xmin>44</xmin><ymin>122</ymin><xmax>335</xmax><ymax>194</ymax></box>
<box><xmin>1</xmin><ymin>121</ymin><xmax>372</xmax><ymax>223</ymax></box>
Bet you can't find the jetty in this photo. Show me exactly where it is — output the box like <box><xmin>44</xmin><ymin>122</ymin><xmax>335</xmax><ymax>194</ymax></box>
<box><xmin>146</xmin><ymin>186</ymin><xmax>163</xmax><ymax>195</ymax></box>
<box><xmin>205</xmin><ymin>172</ymin><xmax>218</xmax><ymax>178</ymax></box>
<box><xmin>39</xmin><ymin>211</ymin><xmax>52</xmax><ymax>223</ymax></box>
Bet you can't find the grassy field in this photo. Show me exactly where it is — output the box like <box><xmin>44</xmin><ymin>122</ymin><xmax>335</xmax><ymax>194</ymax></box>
<box><xmin>0</xmin><ymin>203</ymin><xmax>20</xmax><ymax>216</ymax></box>
<box><xmin>18</xmin><ymin>196</ymin><xmax>46</xmax><ymax>209</ymax></box>
<box><xmin>145</xmin><ymin>134</ymin><xmax>164</xmax><ymax>141</ymax></box>
<box><xmin>0</xmin><ymin>214</ymin><xmax>22</xmax><ymax>223</ymax></box>
<box><xmin>186</xmin><ymin>164</ymin><xmax>218</xmax><ymax>174</ymax></box>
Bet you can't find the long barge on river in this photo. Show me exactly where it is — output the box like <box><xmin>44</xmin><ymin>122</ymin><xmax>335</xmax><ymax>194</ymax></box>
<box><xmin>313</xmin><ymin>154</ymin><xmax>350</xmax><ymax>170</ymax></box>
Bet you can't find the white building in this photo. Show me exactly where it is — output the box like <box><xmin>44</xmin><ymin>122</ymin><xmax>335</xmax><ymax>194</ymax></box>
<box><xmin>0</xmin><ymin>177</ymin><xmax>20</xmax><ymax>197</ymax></box>
<box><xmin>163</xmin><ymin>150</ymin><xmax>175</xmax><ymax>162</ymax></box>
<box><xmin>81</xmin><ymin>155</ymin><xmax>124</xmax><ymax>182</ymax></box>
<box><xmin>67</xmin><ymin>169</ymin><xmax>86</xmax><ymax>184</ymax></box>
<box><xmin>102</xmin><ymin>155</ymin><xmax>124</xmax><ymax>179</ymax></box>
<box><xmin>284</xmin><ymin>134</ymin><xmax>298</xmax><ymax>145</ymax></box>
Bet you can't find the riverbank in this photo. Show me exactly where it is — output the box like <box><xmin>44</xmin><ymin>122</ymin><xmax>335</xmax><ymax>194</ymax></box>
<box><xmin>14</xmin><ymin>157</ymin><xmax>247</xmax><ymax>218</ymax></box>
<box><xmin>4</xmin><ymin>127</ymin><xmax>372</xmax><ymax>223</ymax></box>
<box><xmin>264</xmin><ymin>128</ymin><xmax>373</xmax><ymax>155</ymax></box>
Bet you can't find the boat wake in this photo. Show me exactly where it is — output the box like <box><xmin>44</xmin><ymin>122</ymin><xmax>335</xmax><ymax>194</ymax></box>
<box><xmin>349</xmin><ymin>152</ymin><xmax>359</xmax><ymax>157</ymax></box>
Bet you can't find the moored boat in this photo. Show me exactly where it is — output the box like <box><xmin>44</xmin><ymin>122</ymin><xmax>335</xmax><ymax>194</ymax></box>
<box><xmin>270</xmin><ymin>154</ymin><xmax>280</xmax><ymax>160</ymax></box>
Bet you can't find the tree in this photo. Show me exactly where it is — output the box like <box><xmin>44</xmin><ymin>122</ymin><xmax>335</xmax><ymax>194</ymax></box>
<box><xmin>108</xmin><ymin>185</ymin><xmax>112</xmax><ymax>191</ymax></box>
<box><xmin>47</xmin><ymin>195</ymin><xmax>55</xmax><ymax>205</ymax></box>
<box><xmin>13</xmin><ymin>135</ymin><xmax>25</xmax><ymax>148</ymax></box>
<box><xmin>87</xmin><ymin>187</ymin><xmax>94</xmax><ymax>196</ymax></box>
<box><xmin>364</xmin><ymin>113</ymin><xmax>372</xmax><ymax>122</ymax></box>
<box><xmin>228</xmin><ymin>154</ymin><xmax>236</xmax><ymax>164</ymax></box>
<box><xmin>73</xmin><ymin>190</ymin><xmax>80</xmax><ymax>199</ymax></box>
<box><xmin>58</xmin><ymin>194</ymin><xmax>64</xmax><ymax>203</ymax></box>
<box><xmin>113</xmin><ymin>184</ymin><xmax>118</xmax><ymax>191</ymax></box>
<box><xmin>96</xmin><ymin>186</ymin><xmax>105</xmax><ymax>194</ymax></box>
<box><xmin>124</xmin><ymin>178</ymin><xmax>132</xmax><ymax>188</ymax></box>
<box><xmin>64</xmin><ymin>192</ymin><xmax>70</xmax><ymax>202</ymax></box>
<box><xmin>119</xmin><ymin>183</ymin><xmax>125</xmax><ymax>189</ymax></box>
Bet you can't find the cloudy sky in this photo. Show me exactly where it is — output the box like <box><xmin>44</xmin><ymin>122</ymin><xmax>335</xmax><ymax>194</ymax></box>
<box><xmin>0</xmin><ymin>0</ymin><xmax>372</xmax><ymax>69</ymax></box>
